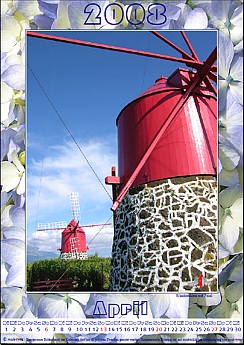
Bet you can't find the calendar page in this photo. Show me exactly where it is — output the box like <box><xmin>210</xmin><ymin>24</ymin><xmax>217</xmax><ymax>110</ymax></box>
<box><xmin>1</xmin><ymin>1</ymin><xmax>243</xmax><ymax>344</ymax></box>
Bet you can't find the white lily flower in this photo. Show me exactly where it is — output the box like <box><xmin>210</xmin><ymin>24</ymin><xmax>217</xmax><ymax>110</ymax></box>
<box><xmin>1</xmin><ymin>16</ymin><xmax>28</xmax><ymax>103</ymax></box>
<box><xmin>13</xmin><ymin>0</ymin><xmax>42</xmax><ymax>19</ymax></box>
<box><xmin>218</xmin><ymin>242</ymin><xmax>230</xmax><ymax>260</ymax></box>
<box><xmin>3</xmin><ymin>226</ymin><xmax>25</xmax><ymax>242</ymax></box>
<box><xmin>1</xmin><ymin>258</ymin><xmax>8</xmax><ymax>288</ymax></box>
<box><xmin>1</xmin><ymin>129</ymin><xmax>15</xmax><ymax>161</ymax></box>
<box><xmin>219</xmin><ymin>137</ymin><xmax>241</xmax><ymax>185</ymax></box>
<box><xmin>9</xmin><ymin>204</ymin><xmax>25</xmax><ymax>228</ymax></box>
<box><xmin>188</xmin><ymin>303</ymin><xmax>206</xmax><ymax>318</ymax></box>
<box><xmin>168</xmin><ymin>3</ymin><xmax>191</xmax><ymax>29</ymax></box>
<box><xmin>1</xmin><ymin>151</ymin><xmax>25</xmax><ymax>195</ymax></box>
<box><xmin>218</xmin><ymin>253</ymin><xmax>243</xmax><ymax>285</ymax></box>
<box><xmin>165</xmin><ymin>294</ymin><xmax>189</xmax><ymax>318</ymax></box>
<box><xmin>1</xmin><ymin>203</ymin><xmax>13</xmax><ymax>229</ymax></box>
<box><xmin>184</xmin><ymin>7</ymin><xmax>208</xmax><ymax>29</ymax></box>
<box><xmin>2</xmin><ymin>64</ymin><xmax>25</xmax><ymax>91</ymax></box>
<box><xmin>229</xmin><ymin>260</ymin><xmax>243</xmax><ymax>283</ymax></box>
<box><xmin>219</xmin><ymin>230</ymin><xmax>243</xmax><ymax>259</ymax></box>
<box><xmin>1</xmin><ymin>0</ymin><xmax>16</xmax><ymax>17</ymax></box>
<box><xmin>219</xmin><ymin>185</ymin><xmax>243</xmax><ymax>251</ymax></box>
<box><xmin>189</xmin><ymin>290</ymin><xmax>221</xmax><ymax>319</ymax></box>
<box><xmin>219</xmin><ymin>32</ymin><xmax>243</xmax><ymax>111</ymax></box>
<box><xmin>51</xmin><ymin>0</ymin><xmax>71</xmax><ymax>29</ymax></box>
<box><xmin>207</xmin><ymin>284</ymin><xmax>243</xmax><ymax>319</ymax></box>
<box><xmin>232</xmin><ymin>230</ymin><xmax>243</xmax><ymax>254</ymax></box>
<box><xmin>234</xmin><ymin>39</ymin><xmax>243</xmax><ymax>53</ymax></box>
<box><xmin>1</xmin><ymin>238</ymin><xmax>25</xmax><ymax>287</ymax></box>
<box><xmin>38</xmin><ymin>293</ymin><xmax>90</xmax><ymax>318</ymax></box>
<box><xmin>1</xmin><ymin>68</ymin><xmax>25</xmax><ymax>126</ymax></box>
<box><xmin>1</xmin><ymin>287</ymin><xmax>26</xmax><ymax>317</ymax></box>
<box><xmin>219</xmin><ymin>167</ymin><xmax>240</xmax><ymax>187</ymax></box>
<box><xmin>1</xmin><ymin>81</ymin><xmax>15</xmax><ymax>127</ymax></box>
<box><xmin>208</xmin><ymin>1</ymin><xmax>243</xmax><ymax>45</ymax></box>
<box><xmin>219</xmin><ymin>95</ymin><xmax>243</xmax><ymax>158</ymax></box>
<box><xmin>25</xmin><ymin>293</ymin><xmax>45</xmax><ymax>317</ymax></box>
<box><xmin>1</xmin><ymin>15</ymin><xmax>21</xmax><ymax>53</ymax></box>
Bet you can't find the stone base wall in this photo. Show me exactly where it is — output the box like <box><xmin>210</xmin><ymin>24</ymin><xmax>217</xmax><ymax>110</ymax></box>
<box><xmin>110</xmin><ymin>176</ymin><xmax>218</xmax><ymax>292</ymax></box>
<box><xmin>60</xmin><ymin>251</ymin><xmax>88</xmax><ymax>260</ymax></box>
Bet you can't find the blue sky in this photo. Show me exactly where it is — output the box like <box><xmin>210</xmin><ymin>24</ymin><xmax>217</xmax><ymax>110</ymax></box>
<box><xmin>26</xmin><ymin>30</ymin><xmax>217</xmax><ymax>260</ymax></box>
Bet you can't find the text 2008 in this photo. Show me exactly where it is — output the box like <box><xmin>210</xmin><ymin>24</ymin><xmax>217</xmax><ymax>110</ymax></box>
<box><xmin>84</xmin><ymin>3</ymin><xmax>167</xmax><ymax>26</ymax></box>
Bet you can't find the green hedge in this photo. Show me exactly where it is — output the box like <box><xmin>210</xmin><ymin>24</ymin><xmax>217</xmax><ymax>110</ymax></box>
<box><xmin>27</xmin><ymin>255</ymin><xmax>111</xmax><ymax>291</ymax></box>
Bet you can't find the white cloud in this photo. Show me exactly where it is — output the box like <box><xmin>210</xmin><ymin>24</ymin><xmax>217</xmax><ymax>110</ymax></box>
<box><xmin>27</xmin><ymin>136</ymin><xmax>116</xmax><ymax>224</ymax></box>
<box><xmin>27</xmin><ymin>135</ymin><xmax>116</xmax><ymax>259</ymax></box>
<box><xmin>86</xmin><ymin>226</ymin><xmax>114</xmax><ymax>256</ymax></box>
<box><xmin>28</xmin><ymin>230</ymin><xmax>61</xmax><ymax>253</ymax></box>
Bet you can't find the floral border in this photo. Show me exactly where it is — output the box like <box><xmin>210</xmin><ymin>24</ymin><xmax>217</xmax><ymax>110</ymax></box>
<box><xmin>1</xmin><ymin>1</ymin><xmax>243</xmax><ymax>343</ymax></box>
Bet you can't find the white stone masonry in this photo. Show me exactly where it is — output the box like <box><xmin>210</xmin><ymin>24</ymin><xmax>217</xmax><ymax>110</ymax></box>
<box><xmin>110</xmin><ymin>175</ymin><xmax>218</xmax><ymax>292</ymax></box>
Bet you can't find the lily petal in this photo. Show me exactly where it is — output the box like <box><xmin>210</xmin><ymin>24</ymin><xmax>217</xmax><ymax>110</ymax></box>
<box><xmin>219</xmin><ymin>167</ymin><xmax>239</xmax><ymax>187</ymax></box>
<box><xmin>230</xmin><ymin>198</ymin><xmax>243</xmax><ymax>228</ymax></box>
<box><xmin>231</xmin><ymin>54</ymin><xmax>243</xmax><ymax>81</ymax></box>
<box><xmin>219</xmin><ymin>214</ymin><xmax>240</xmax><ymax>250</ymax></box>
<box><xmin>184</xmin><ymin>8</ymin><xmax>208</xmax><ymax>29</ymax></box>
<box><xmin>1</xmin><ymin>287</ymin><xmax>25</xmax><ymax>318</ymax></box>
<box><xmin>2</xmin><ymin>64</ymin><xmax>25</xmax><ymax>90</ymax></box>
<box><xmin>13</xmin><ymin>0</ymin><xmax>41</xmax><ymax>18</ymax></box>
<box><xmin>225</xmin><ymin>281</ymin><xmax>243</xmax><ymax>302</ymax></box>
<box><xmin>219</xmin><ymin>32</ymin><xmax>234</xmax><ymax>78</ymax></box>
<box><xmin>148</xmin><ymin>294</ymin><xmax>170</xmax><ymax>318</ymax></box>
<box><xmin>165</xmin><ymin>295</ymin><xmax>189</xmax><ymax>318</ymax></box>
<box><xmin>229</xmin><ymin>81</ymin><xmax>243</xmax><ymax>105</ymax></box>
<box><xmin>207</xmin><ymin>297</ymin><xmax>230</xmax><ymax>318</ymax></box>
<box><xmin>38</xmin><ymin>294</ymin><xmax>69</xmax><ymax>318</ymax></box>
<box><xmin>219</xmin><ymin>185</ymin><xmax>243</xmax><ymax>209</ymax></box>
<box><xmin>1</xmin><ymin>161</ymin><xmax>20</xmax><ymax>192</ymax></box>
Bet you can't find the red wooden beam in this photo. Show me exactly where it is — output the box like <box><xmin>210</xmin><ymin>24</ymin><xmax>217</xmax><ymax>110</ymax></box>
<box><xmin>151</xmin><ymin>31</ymin><xmax>197</xmax><ymax>61</ymax></box>
<box><xmin>180</xmin><ymin>30</ymin><xmax>199</xmax><ymax>60</ymax></box>
<box><xmin>180</xmin><ymin>31</ymin><xmax>217</xmax><ymax>92</ymax></box>
<box><xmin>27</xmin><ymin>31</ymin><xmax>217</xmax><ymax>72</ymax></box>
<box><xmin>151</xmin><ymin>31</ymin><xmax>217</xmax><ymax>84</ymax></box>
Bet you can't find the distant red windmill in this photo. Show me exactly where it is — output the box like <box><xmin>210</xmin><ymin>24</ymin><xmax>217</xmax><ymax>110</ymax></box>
<box><xmin>37</xmin><ymin>192</ymin><xmax>111</xmax><ymax>260</ymax></box>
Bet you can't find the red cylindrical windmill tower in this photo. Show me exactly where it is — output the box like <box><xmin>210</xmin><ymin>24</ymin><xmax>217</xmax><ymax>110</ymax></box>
<box><xmin>106</xmin><ymin>34</ymin><xmax>218</xmax><ymax>293</ymax></box>
<box><xmin>59</xmin><ymin>219</ymin><xmax>89</xmax><ymax>260</ymax></box>
<box><xmin>38</xmin><ymin>192</ymin><xmax>89</xmax><ymax>260</ymax></box>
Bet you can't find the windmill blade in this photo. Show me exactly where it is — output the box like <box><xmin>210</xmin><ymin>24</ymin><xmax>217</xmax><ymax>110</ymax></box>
<box><xmin>180</xmin><ymin>31</ymin><xmax>217</xmax><ymax>93</ymax></box>
<box><xmin>81</xmin><ymin>223</ymin><xmax>112</xmax><ymax>228</ymax></box>
<box><xmin>38</xmin><ymin>221</ymin><xmax>67</xmax><ymax>231</ymax></box>
<box><xmin>27</xmin><ymin>31</ymin><xmax>216</xmax><ymax>72</ymax></box>
<box><xmin>70</xmin><ymin>192</ymin><xmax>80</xmax><ymax>222</ymax></box>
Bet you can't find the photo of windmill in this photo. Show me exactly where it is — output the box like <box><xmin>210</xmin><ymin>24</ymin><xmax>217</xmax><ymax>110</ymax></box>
<box><xmin>37</xmin><ymin>192</ymin><xmax>110</xmax><ymax>260</ymax></box>
<box><xmin>28</xmin><ymin>192</ymin><xmax>112</xmax><ymax>292</ymax></box>
<box><xmin>27</xmin><ymin>30</ymin><xmax>217</xmax><ymax>293</ymax></box>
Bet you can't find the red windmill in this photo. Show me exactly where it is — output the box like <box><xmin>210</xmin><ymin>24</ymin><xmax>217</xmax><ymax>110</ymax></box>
<box><xmin>37</xmin><ymin>192</ymin><xmax>111</xmax><ymax>260</ymax></box>
<box><xmin>27</xmin><ymin>30</ymin><xmax>217</xmax><ymax>213</ymax></box>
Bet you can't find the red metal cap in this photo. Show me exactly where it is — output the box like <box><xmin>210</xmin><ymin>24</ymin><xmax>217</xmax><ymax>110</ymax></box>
<box><xmin>116</xmin><ymin>68</ymin><xmax>217</xmax><ymax>190</ymax></box>
<box><xmin>116</xmin><ymin>68</ymin><xmax>213</xmax><ymax>125</ymax></box>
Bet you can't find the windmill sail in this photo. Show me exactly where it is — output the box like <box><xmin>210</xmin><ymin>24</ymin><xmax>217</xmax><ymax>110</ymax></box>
<box><xmin>70</xmin><ymin>192</ymin><xmax>80</xmax><ymax>222</ymax></box>
<box><xmin>38</xmin><ymin>221</ymin><xmax>67</xmax><ymax>231</ymax></box>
